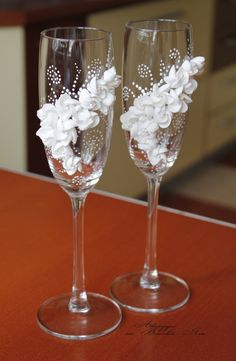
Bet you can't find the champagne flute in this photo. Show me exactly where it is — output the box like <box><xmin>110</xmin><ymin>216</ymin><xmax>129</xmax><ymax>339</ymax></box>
<box><xmin>111</xmin><ymin>19</ymin><xmax>205</xmax><ymax>313</ymax></box>
<box><xmin>36</xmin><ymin>27</ymin><xmax>121</xmax><ymax>339</ymax></box>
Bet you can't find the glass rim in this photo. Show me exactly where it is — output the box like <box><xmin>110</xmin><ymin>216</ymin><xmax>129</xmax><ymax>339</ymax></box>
<box><xmin>40</xmin><ymin>26</ymin><xmax>112</xmax><ymax>42</ymax></box>
<box><xmin>125</xmin><ymin>18</ymin><xmax>192</xmax><ymax>32</ymax></box>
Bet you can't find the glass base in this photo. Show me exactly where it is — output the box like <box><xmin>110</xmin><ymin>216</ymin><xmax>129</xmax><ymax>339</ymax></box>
<box><xmin>111</xmin><ymin>271</ymin><xmax>190</xmax><ymax>313</ymax></box>
<box><xmin>37</xmin><ymin>292</ymin><xmax>122</xmax><ymax>340</ymax></box>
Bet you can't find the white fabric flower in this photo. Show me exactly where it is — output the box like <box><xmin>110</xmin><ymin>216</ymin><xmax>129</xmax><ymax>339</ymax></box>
<box><xmin>120</xmin><ymin>55</ymin><xmax>205</xmax><ymax>166</ymax></box>
<box><xmin>78</xmin><ymin>87</ymin><xmax>100</xmax><ymax>111</ymax></box>
<box><xmin>135</xmin><ymin>133</ymin><xmax>157</xmax><ymax>152</ymax></box>
<box><xmin>131</xmin><ymin>119</ymin><xmax>158</xmax><ymax>140</ymax></box>
<box><xmin>79</xmin><ymin>66</ymin><xmax>121</xmax><ymax>115</ymax></box>
<box><xmin>151</xmin><ymin>83</ymin><xmax>169</xmax><ymax>107</ymax></box>
<box><xmin>179</xmin><ymin>93</ymin><xmax>192</xmax><ymax>112</ymax></box>
<box><xmin>166</xmin><ymin>89</ymin><xmax>183</xmax><ymax>113</ymax></box>
<box><xmin>120</xmin><ymin>109</ymin><xmax>138</xmax><ymax>131</ymax></box>
<box><xmin>51</xmin><ymin>143</ymin><xmax>71</xmax><ymax>160</ymax></box>
<box><xmin>36</xmin><ymin>104</ymin><xmax>58</xmax><ymax>147</ymax></box>
<box><xmin>100</xmin><ymin>66</ymin><xmax>122</xmax><ymax>89</ymax></box>
<box><xmin>134</xmin><ymin>96</ymin><xmax>154</xmax><ymax>118</ymax></box>
<box><xmin>62</xmin><ymin>153</ymin><xmax>82</xmax><ymax>175</ymax></box>
<box><xmin>97</xmin><ymin>86</ymin><xmax>116</xmax><ymax>115</ymax></box>
<box><xmin>147</xmin><ymin>144</ymin><xmax>168</xmax><ymax>166</ymax></box>
<box><xmin>36</xmin><ymin>99</ymin><xmax>77</xmax><ymax>149</ymax></box>
<box><xmin>36</xmin><ymin>124</ymin><xmax>56</xmax><ymax>148</ymax></box>
<box><xmin>164</xmin><ymin>65</ymin><xmax>189</xmax><ymax>89</ymax></box>
<box><xmin>36</xmin><ymin>66</ymin><xmax>121</xmax><ymax>175</ymax></box>
<box><xmin>182</xmin><ymin>56</ymin><xmax>205</xmax><ymax>76</ymax></box>
<box><xmin>184</xmin><ymin>78</ymin><xmax>198</xmax><ymax>94</ymax></box>
<box><xmin>154</xmin><ymin>105</ymin><xmax>172</xmax><ymax>128</ymax></box>
<box><xmin>74</xmin><ymin>108</ymin><xmax>99</xmax><ymax>131</ymax></box>
<box><xmin>121</xmin><ymin>96</ymin><xmax>153</xmax><ymax>132</ymax></box>
<box><xmin>37</xmin><ymin>103</ymin><xmax>58</xmax><ymax>126</ymax></box>
<box><xmin>166</xmin><ymin>88</ymin><xmax>192</xmax><ymax>113</ymax></box>
<box><xmin>190</xmin><ymin>56</ymin><xmax>205</xmax><ymax>75</ymax></box>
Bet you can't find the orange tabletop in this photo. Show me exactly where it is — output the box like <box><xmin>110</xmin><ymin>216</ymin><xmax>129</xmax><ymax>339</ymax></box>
<box><xmin>0</xmin><ymin>169</ymin><xmax>235</xmax><ymax>360</ymax></box>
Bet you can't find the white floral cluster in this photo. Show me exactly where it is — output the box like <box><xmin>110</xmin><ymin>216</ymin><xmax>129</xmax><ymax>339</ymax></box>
<box><xmin>121</xmin><ymin>56</ymin><xmax>205</xmax><ymax>166</ymax></box>
<box><xmin>36</xmin><ymin>66</ymin><xmax>121</xmax><ymax>175</ymax></box>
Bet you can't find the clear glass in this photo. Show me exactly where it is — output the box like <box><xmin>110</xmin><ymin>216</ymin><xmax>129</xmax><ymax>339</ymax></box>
<box><xmin>37</xmin><ymin>27</ymin><xmax>121</xmax><ymax>339</ymax></box>
<box><xmin>111</xmin><ymin>19</ymin><xmax>192</xmax><ymax>313</ymax></box>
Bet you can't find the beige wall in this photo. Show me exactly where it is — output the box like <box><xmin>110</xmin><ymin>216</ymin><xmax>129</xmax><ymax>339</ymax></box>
<box><xmin>0</xmin><ymin>27</ymin><xmax>26</xmax><ymax>171</ymax></box>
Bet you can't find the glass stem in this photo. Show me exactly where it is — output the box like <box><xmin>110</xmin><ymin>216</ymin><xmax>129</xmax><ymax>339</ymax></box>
<box><xmin>68</xmin><ymin>196</ymin><xmax>90</xmax><ymax>313</ymax></box>
<box><xmin>140</xmin><ymin>176</ymin><xmax>162</xmax><ymax>290</ymax></box>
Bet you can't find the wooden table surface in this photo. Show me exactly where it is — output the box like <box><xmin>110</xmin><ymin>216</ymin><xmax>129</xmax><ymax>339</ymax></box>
<box><xmin>0</xmin><ymin>169</ymin><xmax>235</xmax><ymax>361</ymax></box>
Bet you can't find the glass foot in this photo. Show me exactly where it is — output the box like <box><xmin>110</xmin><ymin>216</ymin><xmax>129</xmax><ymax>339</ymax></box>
<box><xmin>37</xmin><ymin>292</ymin><xmax>122</xmax><ymax>340</ymax></box>
<box><xmin>111</xmin><ymin>271</ymin><xmax>190</xmax><ymax>313</ymax></box>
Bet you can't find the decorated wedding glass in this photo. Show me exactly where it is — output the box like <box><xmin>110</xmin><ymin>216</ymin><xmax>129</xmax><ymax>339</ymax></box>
<box><xmin>111</xmin><ymin>19</ymin><xmax>205</xmax><ymax>313</ymax></box>
<box><xmin>36</xmin><ymin>27</ymin><xmax>121</xmax><ymax>339</ymax></box>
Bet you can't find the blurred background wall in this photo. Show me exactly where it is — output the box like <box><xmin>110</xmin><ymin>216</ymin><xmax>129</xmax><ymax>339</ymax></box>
<box><xmin>0</xmin><ymin>0</ymin><xmax>235</xmax><ymax>203</ymax></box>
